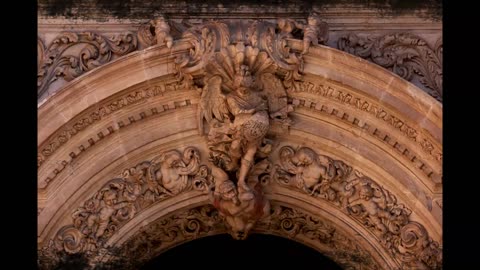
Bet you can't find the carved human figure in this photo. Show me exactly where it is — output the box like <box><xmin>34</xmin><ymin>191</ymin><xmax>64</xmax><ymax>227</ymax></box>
<box><xmin>277</xmin><ymin>146</ymin><xmax>331</xmax><ymax>194</ymax></box>
<box><xmin>86</xmin><ymin>189</ymin><xmax>131</xmax><ymax>239</ymax></box>
<box><xmin>154</xmin><ymin>148</ymin><xmax>200</xmax><ymax>194</ymax></box>
<box><xmin>297</xmin><ymin>12</ymin><xmax>329</xmax><ymax>54</ymax></box>
<box><xmin>211</xmin><ymin>167</ymin><xmax>270</xmax><ymax>240</ymax></box>
<box><xmin>347</xmin><ymin>183</ymin><xmax>388</xmax><ymax>236</ymax></box>
<box><xmin>276</xmin><ymin>18</ymin><xmax>297</xmax><ymax>38</ymax></box>
<box><xmin>152</xmin><ymin>17</ymin><xmax>173</xmax><ymax>48</ymax></box>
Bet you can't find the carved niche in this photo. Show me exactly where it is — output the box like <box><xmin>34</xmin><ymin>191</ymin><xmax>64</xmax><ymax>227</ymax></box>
<box><xmin>274</xmin><ymin>146</ymin><xmax>442</xmax><ymax>270</ymax></box>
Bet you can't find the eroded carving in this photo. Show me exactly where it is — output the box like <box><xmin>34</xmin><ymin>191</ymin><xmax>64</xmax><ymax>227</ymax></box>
<box><xmin>297</xmin><ymin>12</ymin><xmax>329</xmax><ymax>54</ymax></box>
<box><xmin>338</xmin><ymin>33</ymin><xmax>442</xmax><ymax>101</ymax></box>
<box><xmin>37</xmin><ymin>31</ymin><xmax>137</xmax><ymax>98</ymax></box>
<box><xmin>210</xmin><ymin>163</ymin><xmax>271</xmax><ymax>240</ymax></box>
<box><xmin>274</xmin><ymin>146</ymin><xmax>441</xmax><ymax>269</ymax></box>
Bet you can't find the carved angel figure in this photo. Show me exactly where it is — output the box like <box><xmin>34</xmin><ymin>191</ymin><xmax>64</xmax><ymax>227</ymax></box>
<box><xmin>345</xmin><ymin>177</ymin><xmax>390</xmax><ymax>236</ymax></box>
<box><xmin>201</xmin><ymin>66</ymin><xmax>271</xmax><ymax>196</ymax></box>
<box><xmin>85</xmin><ymin>189</ymin><xmax>133</xmax><ymax>240</ymax></box>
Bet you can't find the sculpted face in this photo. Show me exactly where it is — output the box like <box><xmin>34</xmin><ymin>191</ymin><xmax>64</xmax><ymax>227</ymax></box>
<box><xmin>219</xmin><ymin>181</ymin><xmax>240</xmax><ymax>205</ymax></box>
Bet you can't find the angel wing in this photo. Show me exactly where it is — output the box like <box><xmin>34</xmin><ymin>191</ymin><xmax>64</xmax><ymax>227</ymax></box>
<box><xmin>200</xmin><ymin>75</ymin><xmax>230</xmax><ymax>123</ymax></box>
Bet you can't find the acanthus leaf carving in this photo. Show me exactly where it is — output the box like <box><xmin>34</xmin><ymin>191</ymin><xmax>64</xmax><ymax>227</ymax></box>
<box><xmin>337</xmin><ymin>33</ymin><xmax>442</xmax><ymax>102</ymax></box>
<box><xmin>37</xmin><ymin>31</ymin><xmax>138</xmax><ymax>98</ymax></box>
<box><xmin>256</xmin><ymin>204</ymin><xmax>381</xmax><ymax>270</ymax></box>
<box><xmin>273</xmin><ymin>145</ymin><xmax>441</xmax><ymax>269</ymax></box>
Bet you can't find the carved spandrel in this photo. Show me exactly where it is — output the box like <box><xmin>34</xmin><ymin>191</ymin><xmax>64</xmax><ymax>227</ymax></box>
<box><xmin>337</xmin><ymin>33</ymin><xmax>442</xmax><ymax>102</ymax></box>
<box><xmin>273</xmin><ymin>145</ymin><xmax>442</xmax><ymax>269</ymax></box>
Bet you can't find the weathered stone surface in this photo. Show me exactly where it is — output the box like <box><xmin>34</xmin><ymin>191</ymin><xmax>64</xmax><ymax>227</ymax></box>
<box><xmin>38</xmin><ymin>6</ymin><xmax>442</xmax><ymax>270</ymax></box>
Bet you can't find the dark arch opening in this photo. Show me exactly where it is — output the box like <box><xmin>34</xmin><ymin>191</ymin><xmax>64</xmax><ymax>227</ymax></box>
<box><xmin>141</xmin><ymin>234</ymin><xmax>343</xmax><ymax>269</ymax></box>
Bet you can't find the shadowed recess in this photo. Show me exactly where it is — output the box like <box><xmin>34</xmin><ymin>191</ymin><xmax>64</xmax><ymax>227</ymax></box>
<box><xmin>141</xmin><ymin>234</ymin><xmax>343</xmax><ymax>269</ymax></box>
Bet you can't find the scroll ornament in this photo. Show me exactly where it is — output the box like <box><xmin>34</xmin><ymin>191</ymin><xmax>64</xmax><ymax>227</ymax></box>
<box><xmin>273</xmin><ymin>146</ymin><xmax>442</xmax><ymax>269</ymax></box>
<box><xmin>37</xmin><ymin>31</ymin><xmax>138</xmax><ymax>98</ymax></box>
<box><xmin>337</xmin><ymin>33</ymin><xmax>442</xmax><ymax>102</ymax></box>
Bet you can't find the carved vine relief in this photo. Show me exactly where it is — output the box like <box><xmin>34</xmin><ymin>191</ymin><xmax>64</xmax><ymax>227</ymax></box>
<box><xmin>39</xmin><ymin>16</ymin><xmax>442</xmax><ymax>270</ymax></box>
<box><xmin>337</xmin><ymin>33</ymin><xmax>442</xmax><ymax>102</ymax></box>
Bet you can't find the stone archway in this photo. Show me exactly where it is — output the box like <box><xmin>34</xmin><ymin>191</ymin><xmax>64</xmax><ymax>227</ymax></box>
<box><xmin>38</xmin><ymin>17</ymin><xmax>441</xmax><ymax>270</ymax></box>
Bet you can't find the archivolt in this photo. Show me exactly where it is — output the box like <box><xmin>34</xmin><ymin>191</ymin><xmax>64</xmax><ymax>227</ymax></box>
<box><xmin>38</xmin><ymin>39</ymin><xmax>441</xmax><ymax>269</ymax></box>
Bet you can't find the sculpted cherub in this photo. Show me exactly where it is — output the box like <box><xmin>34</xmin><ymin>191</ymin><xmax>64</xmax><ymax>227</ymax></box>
<box><xmin>296</xmin><ymin>12</ymin><xmax>329</xmax><ymax>54</ymax></box>
<box><xmin>346</xmin><ymin>177</ymin><xmax>389</xmax><ymax>236</ymax></box>
<box><xmin>277</xmin><ymin>146</ymin><xmax>332</xmax><ymax>193</ymax></box>
<box><xmin>85</xmin><ymin>189</ymin><xmax>133</xmax><ymax>240</ymax></box>
<box><xmin>152</xmin><ymin>147</ymin><xmax>201</xmax><ymax>195</ymax></box>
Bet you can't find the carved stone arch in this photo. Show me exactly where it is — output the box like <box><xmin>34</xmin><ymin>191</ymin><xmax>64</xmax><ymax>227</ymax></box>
<box><xmin>38</xmin><ymin>19</ymin><xmax>441</xmax><ymax>270</ymax></box>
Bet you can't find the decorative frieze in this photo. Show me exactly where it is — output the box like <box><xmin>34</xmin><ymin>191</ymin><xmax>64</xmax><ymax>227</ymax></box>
<box><xmin>44</xmin><ymin>147</ymin><xmax>210</xmax><ymax>258</ymax></box>
<box><xmin>290</xmin><ymin>79</ymin><xmax>442</xmax><ymax>163</ymax></box>
<box><xmin>38</xmin><ymin>79</ymin><xmax>191</xmax><ymax>169</ymax></box>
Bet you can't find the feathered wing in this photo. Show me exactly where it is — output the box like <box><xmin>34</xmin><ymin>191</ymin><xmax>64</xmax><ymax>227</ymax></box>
<box><xmin>200</xmin><ymin>75</ymin><xmax>230</xmax><ymax>124</ymax></box>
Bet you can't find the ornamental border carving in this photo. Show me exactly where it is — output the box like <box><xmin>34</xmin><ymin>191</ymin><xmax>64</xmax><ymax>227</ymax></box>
<box><xmin>39</xmin><ymin>204</ymin><xmax>382</xmax><ymax>270</ymax></box>
<box><xmin>38</xmin><ymin>89</ymin><xmax>197</xmax><ymax>189</ymax></box>
<box><xmin>40</xmin><ymin>144</ymin><xmax>441</xmax><ymax>269</ymax></box>
<box><xmin>38</xmin><ymin>78</ymin><xmax>192</xmax><ymax>169</ymax></box>
<box><xmin>37</xmin><ymin>32</ymin><xmax>138</xmax><ymax>98</ymax></box>
<box><xmin>337</xmin><ymin>33</ymin><xmax>442</xmax><ymax>102</ymax></box>
<box><xmin>38</xmin><ymin>81</ymin><xmax>442</xmax><ymax>191</ymax></box>
<box><xmin>291</xmin><ymin>79</ymin><xmax>441</xmax><ymax>163</ymax></box>
<box><xmin>272</xmin><ymin>145</ymin><xmax>441</xmax><ymax>269</ymax></box>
